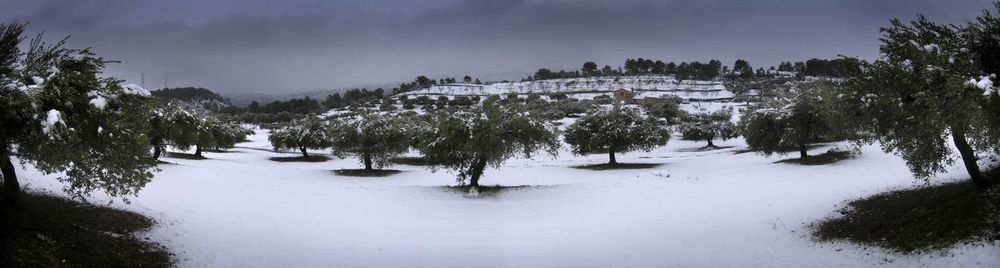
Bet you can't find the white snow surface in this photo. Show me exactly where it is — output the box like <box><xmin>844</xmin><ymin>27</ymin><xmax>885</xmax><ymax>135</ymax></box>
<box><xmin>14</xmin><ymin>125</ymin><xmax>1000</xmax><ymax>267</ymax></box>
<box><xmin>122</xmin><ymin>83</ymin><xmax>151</xmax><ymax>96</ymax></box>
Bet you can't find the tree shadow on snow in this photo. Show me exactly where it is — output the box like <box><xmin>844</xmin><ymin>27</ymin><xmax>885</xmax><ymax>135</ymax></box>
<box><xmin>333</xmin><ymin>169</ymin><xmax>403</xmax><ymax>177</ymax></box>
<box><xmin>812</xmin><ymin>180</ymin><xmax>998</xmax><ymax>253</ymax></box>
<box><xmin>675</xmin><ymin>145</ymin><xmax>736</xmax><ymax>152</ymax></box>
<box><xmin>437</xmin><ymin>185</ymin><xmax>556</xmax><ymax>199</ymax></box>
<box><xmin>165</xmin><ymin>152</ymin><xmax>207</xmax><ymax>160</ymax></box>
<box><xmin>155</xmin><ymin>160</ymin><xmax>179</xmax><ymax>165</ymax></box>
<box><xmin>733</xmin><ymin>144</ymin><xmax>827</xmax><ymax>155</ymax></box>
<box><xmin>269</xmin><ymin>155</ymin><xmax>330</xmax><ymax>163</ymax></box>
<box><xmin>571</xmin><ymin>163</ymin><xmax>662</xmax><ymax>170</ymax></box>
<box><xmin>388</xmin><ymin>156</ymin><xmax>431</xmax><ymax>166</ymax></box>
<box><xmin>775</xmin><ymin>150</ymin><xmax>854</xmax><ymax>166</ymax></box>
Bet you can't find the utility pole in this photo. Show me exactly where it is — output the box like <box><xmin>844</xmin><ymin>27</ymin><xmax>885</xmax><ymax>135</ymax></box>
<box><xmin>164</xmin><ymin>78</ymin><xmax>168</xmax><ymax>89</ymax></box>
<box><xmin>140</xmin><ymin>73</ymin><xmax>145</xmax><ymax>88</ymax></box>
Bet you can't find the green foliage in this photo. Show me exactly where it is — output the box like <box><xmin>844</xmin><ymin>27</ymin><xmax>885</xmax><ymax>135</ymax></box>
<box><xmin>563</xmin><ymin>105</ymin><xmax>671</xmax><ymax>164</ymax></box>
<box><xmin>739</xmin><ymin>81</ymin><xmax>843</xmax><ymax>158</ymax></box>
<box><xmin>328</xmin><ymin>110</ymin><xmax>412</xmax><ymax>170</ymax></box>
<box><xmin>155</xmin><ymin>101</ymin><xmax>252</xmax><ymax>155</ymax></box>
<box><xmin>269</xmin><ymin>116</ymin><xmax>330</xmax><ymax>156</ymax></box>
<box><xmin>837</xmin><ymin>10</ymin><xmax>1000</xmax><ymax>187</ymax></box>
<box><xmin>418</xmin><ymin>98</ymin><xmax>560</xmax><ymax>186</ymax></box>
<box><xmin>641</xmin><ymin>97</ymin><xmax>686</xmax><ymax>124</ymax></box>
<box><xmin>678</xmin><ymin>110</ymin><xmax>739</xmax><ymax>147</ymax></box>
<box><xmin>150</xmin><ymin>87</ymin><xmax>228</xmax><ymax>103</ymax></box>
<box><xmin>1</xmin><ymin>22</ymin><xmax>158</xmax><ymax>200</ymax></box>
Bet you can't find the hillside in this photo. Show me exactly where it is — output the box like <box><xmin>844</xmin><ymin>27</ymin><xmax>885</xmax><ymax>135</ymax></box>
<box><xmin>150</xmin><ymin>87</ymin><xmax>233</xmax><ymax>111</ymax></box>
<box><xmin>397</xmin><ymin>75</ymin><xmax>735</xmax><ymax>101</ymax></box>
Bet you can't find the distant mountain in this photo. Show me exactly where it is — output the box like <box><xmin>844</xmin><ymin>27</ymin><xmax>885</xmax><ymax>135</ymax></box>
<box><xmin>227</xmin><ymin>81</ymin><xmax>400</xmax><ymax>107</ymax></box>
<box><xmin>397</xmin><ymin>75</ymin><xmax>735</xmax><ymax>102</ymax></box>
<box><xmin>151</xmin><ymin>87</ymin><xmax>230</xmax><ymax>104</ymax></box>
<box><xmin>150</xmin><ymin>87</ymin><xmax>232</xmax><ymax>111</ymax></box>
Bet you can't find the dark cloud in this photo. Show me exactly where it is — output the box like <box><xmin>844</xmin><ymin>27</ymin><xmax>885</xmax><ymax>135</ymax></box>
<box><xmin>1</xmin><ymin>0</ymin><xmax>994</xmax><ymax>95</ymax></box>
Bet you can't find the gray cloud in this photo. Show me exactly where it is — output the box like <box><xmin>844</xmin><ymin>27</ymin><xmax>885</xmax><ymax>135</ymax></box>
<box><xmin>1</xmin><ymin>0</ymin><xmax>994</xmax><ymax>96</ymax></box>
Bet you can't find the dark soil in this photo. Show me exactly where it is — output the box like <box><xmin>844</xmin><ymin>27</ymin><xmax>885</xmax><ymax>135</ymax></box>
<box><xmin>0</xmin><ymin>191</ymin><xmax>173</xmax><ymax>267</ymax></box>
<box><xmin>813</xmin><ymin>181</ymin><xmax>998</xmax><ymax>253</ymax></box>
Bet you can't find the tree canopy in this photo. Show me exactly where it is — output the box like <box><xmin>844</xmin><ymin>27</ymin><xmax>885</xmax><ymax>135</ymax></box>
<box><xmin>564</xmin><ymin>105</ymin><xmax>671</xmax><ymax>164</ymax></box>
<box><xmin>740</xmin><ymin>81</ymin><xmax>843</xmax><ymax>159</ymax></box>
<box><xmin>678</xmin><ymin>110</ymin><xmax>739</xmax><ymax>148</ymax></box>
<box><xmin>328</xmin><ymin>110</ymin><xmax>413</xmax><ymax>170</ymax></box>
<box><xmin>838</xmin><ymin>9</ymin><xmax>1000</xmax><ymax>188</ymax></box>
<box><xmin>418</xmin><ymin>97</ymin><xmax>559</xmax><ymax>187</ymax></box>
<box><xmin>1</xmin><ymin>22</ymin><xmax>158</xmax><ymax>202</ymax></box>
<box><xmin>269</xmin><ymin>116</ymin><xmax>331</xmax><ymax>157</ymax></box>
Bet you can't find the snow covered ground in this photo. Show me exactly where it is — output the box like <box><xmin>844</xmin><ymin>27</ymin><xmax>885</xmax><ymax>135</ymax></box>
<box><xmin>15</xmin><ymin>127</ymin><xmax>1000</xmax><ymax>267</ymax></box>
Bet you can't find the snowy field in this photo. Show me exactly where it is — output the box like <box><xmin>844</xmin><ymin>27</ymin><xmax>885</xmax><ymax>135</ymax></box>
<box><xmin>15</xmin><ymin>127</ymin><xmax>1000</xmax><ymax>267</ymax></box>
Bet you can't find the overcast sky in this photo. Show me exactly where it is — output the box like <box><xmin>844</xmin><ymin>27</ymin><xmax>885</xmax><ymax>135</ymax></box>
<box><xmin>2</xmin><ymin>0</ymin><xmax>995</xmax><ymax>96</ymax></box>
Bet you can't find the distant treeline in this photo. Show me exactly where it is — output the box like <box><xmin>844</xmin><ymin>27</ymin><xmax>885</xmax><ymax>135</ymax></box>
<box><xmin>150</xmin><ymin>87</ymin><xmax>229</xmax><ymax>104</ymax></box>
<box><xmin>392</xmin><ymin>75</ymin><xmax>482</xmax><ymax>95</ymax></box>
<box><xmin>527</xmin><ymin>58</ymin><xmax>723</xmax><ymax>81</ymax></box>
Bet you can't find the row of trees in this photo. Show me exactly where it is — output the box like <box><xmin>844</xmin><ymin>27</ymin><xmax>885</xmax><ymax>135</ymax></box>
<box><xmin>269</xmin><ymin>99</ymin><xmax>679</xmax><ymax>187</ymax></box>
<box><xmin>392</xmin><ymin>75</ymin><xmax>482</xmax><ymax>95</ymax></box>
<box><xmin>529</xmin><ymin>57</ymin><xmax>860</xmax><ymax>82</ymax></box>
<box><xmin>151</xmin><ymin>101</ymin><xmax>254</xmax><ymax>158</ymax></box>
<box><xmin>530</xmin><ymin>58</ymin><xmax>725</xmax><ymax>81</ymax></box>
<box><xmin>247</xmin><ymin>96</ymin><xmax>323</xmax><ymax>114</ymax></box>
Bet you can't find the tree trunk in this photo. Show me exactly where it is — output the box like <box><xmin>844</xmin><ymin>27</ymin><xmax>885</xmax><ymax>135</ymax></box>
<box><xmin>153</xmin><ymin>145</ymin><xmax>162</xmax><ymax>160</ymax></box>
<box><xmin>363</xmin><ymin>152</ymin><xmax>373</xmax><ymax>171</ymax></box>
<box><xmin>194</xmin><ymin>145</ymin><xmax>202</xmax><ymax>157</ymax></box>
<box><xmin>798</xmin><ymin>142</ymin><xmax>808</xmax><ymax>159</ymax></box>
<box><xmin>951</xmin><ymin>126</ymin><xmax>997</xmax><ymax>189</ymax></box>
<box><xmin>608</xmin><ymin>147</ymin><xmax>617</xmax><ymax>165</ymax></box>
<box><xmin>706</xmin><ymin>138</ymin><xmax>715</xmax><ymax>148</ymax></box>
<box><xmin>469</xmin><ymin>158</ymin><xmax>487</xmax><ymax>187</ymax></box>
<box><xmin>1</xmin><ymin>150</ymin><xmax>19</xmax><ymax>204</ymax></box>
<box><xmin>300</xmin><ymin>147</ymin><xmax>309</xmax><ymax>157</ymax></box>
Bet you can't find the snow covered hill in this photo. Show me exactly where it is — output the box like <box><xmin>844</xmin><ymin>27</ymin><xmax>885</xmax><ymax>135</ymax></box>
<box><xmin>398</xmin><ymin>76</ymin><xmax>735</xmax><ymax>101</ymax></box>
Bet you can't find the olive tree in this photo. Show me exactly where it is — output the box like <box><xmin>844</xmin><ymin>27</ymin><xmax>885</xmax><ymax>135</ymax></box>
<box><xmin>157</xmin><ymin>102</ymin><xmax>251</xmax><ymax>158</ymax></box>
<box><xmin>418</xmin><ymin>97</ymin><xmax>560</xmax><ymax>187</ymax></box>
<box><xmin>563</xmin><ymin>105</ymin><xmax>671</xmax><ymax>165</ymax></box>
<box><xmin>269</xmin><ymin>116</ymin><xmax>330</xmax><ymax>157</ymax></box>
<box><xmin>740</xmin><ymin>81</ymin><xmax>842</xmax><ymax>159</ymax></box>
<box><xmin>1</xmin><ymin>22</ymin><xmax>157</xmax><ymax>202</ymax></box>
<box><xmin>328</xmin><ymin>111</ymin><xmax>411</xmax><ymax>170</ymax></box>
<box><xmin>678</xmin><ymin>110</ymin><xmax>739</xmax><ymax>148</ymax></box>
<box><xmin>838</xmin><ymin>11</ymin><xmax>1000</xmax><ymax>189</ymax></box>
